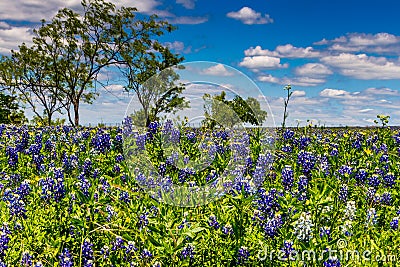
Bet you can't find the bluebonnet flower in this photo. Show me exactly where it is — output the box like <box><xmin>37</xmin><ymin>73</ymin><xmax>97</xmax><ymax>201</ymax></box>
<box><xmin>113</xmin><ymin>164</ymin><xmax>121</xmax><ymax>175</ymax></box>
<box><xmin>338</xmin><ymin>164</ymin><xmax>352</xmax><ymax>175</ymax></box>
<box><xmin>135</xmin><ymin>134</ymin><xmax>147</xmax><ymax>151</ymax></box>
<box><xmin>82</xmin><ymin>159</ymin><xmax>92</xmax><ymax>176</ymax></box>
<box><xmin>77</xmin><ymin>172</ymin><xmax>91</xmax><ymax>197</ymax></box>
<box><xmin>390</xmin><ymin>217</ymin><xmax>399</xmax><ymax>230</ymax></box>
<box><xmin>148</xmin><ymin>121</ymin><xmax>159</xmax><ymax>135</ymax></box>
<box><xmin>330</xmin><ymin>148</ymin><xmax>339</xmax><ymax>157</ymax></box>
<box><xmin>222</xmin><ymin>224</ymin><xmax>234</xmax><ymax>235</ymax></box>
<box><xmin>281</xmin><ymin>165</ymin><xmax>294</xmax><ymax>191</ymax></box>
<box><xmin>365</xmin><ymin>208</ymin><xmax>377</xmax><ymax>228</ymax></box>
<box><xmin>323</xmin><ymin>257</ymin><xmax>341</xmax><ymax>267</ymax></box>
<box><xmin>338</xmin><ymin>185</ymin><xmax>348</xmax><ymax>202</ymax></box>
<box><xmin>237</xmin><ymin>246</ymin><xmax>250</xmax><ymax>264</ymax></box>
<box><xmin>81</xmin><ymin>239</ymin><xmax>93</xmax><ymax>267</ymax></box>
<box><xmin>293</xmin><ymin>212</ymin><xmax>313</xmax><ymax>241</ymax></box>
<box><xmin>99</xmin><ymin>177</ymin><xmax>111</xmax><ymax>194</ymax></box>
<box><xmin>352</xmin><ymin>139</ymin><xmax>362</xmax><ymax>149</ymax></box>
<box><xmin>180</xmin><ymin>244</ymin><xmax>195</xmax><ymax>259</ymax></box>
<box><xmin>283</xmin><ymin>129</ymin><xmax>294</xmax><ymax>140</ymax></box>
<box><xmin>343</xmin><ymin>201</ymin><xmax>356</xmax><ymax>221</ymax></box>
<box><xmin>137</xmin><ymin>212</ymin><xmax>149</xmax><ymax>230</ymax></box>
<box><xmin>59</xmin><ymin>248</ymin><xmax>73</xmax><ymax>267</ymax></box>
<box><xmin>355</xmin><ymin>169</ymin><xmax>367</xmax><ymax>184</ymax></box>
<box><xmin>6</xmin><ymin>147</ymin><xmax>18</xmax><ymax>167</ymax></box>
<box><xmin>253</xmin><ymin>188</ymin><xmax>281</xmax><ymax>219</ymax></box>
<box><xmin>178</xmin><ymin>217</ymin><xmax>190</xmax><ymax>230</ymax></box>
<box><xmin>17</xmin><ymin>180</ymin><xmax>31</xmax><ymax>200</ymax></box>
<box><xmin>0</xmin><ymin>224</ymin><xmax>11</xmax><ymax>260</ymax></box>
<box><xmin>295</xmin><ymin>136</ymin><xmax>310</xmax><ymax>149</ymax></box>
<box><xmin>319</xmin><ymin>226</ymin><xmax>332</xmax><ymax>241</ymax></box>
<box><xmin>365</xmin><ymin>187</ymin><xmax>376</xmax><ymax>203</ymax></box>
<box><xmin>91</xmin><ymin>131</ymin><xmax>111</xmax><ymax>153</ymax></box>
<box><xmin>34</xmin><ymin>262</ymin><xmax>43</xmax><ymax>267</ymax></box>
<box><xmin>106</xmin><ymin>205</ymin><xmax>117</xmax><ymax>222</ymax></box>
<box><xmin>100</xmin><ymin>246</ymin><xmax>110</xmax><ymax>259</ymax></box>
<box><xmin>119</xmin><ymin>191</ymin><xmax>130</xmax><ymax>204</ymax></box>
<box><xmin>186</xmin><ymin>131</ymin><xmax>196</xmax><ymax>142</ymax></box>
<box><xmin>380</xmin><ymin>154</ymin><xmax>389</xmax><ymax>163</ymax></box>
<box><xmin>115</xmin><ymin>154</ymin><xmax>124</xmax><ymax>163</ymax></box>
<box><xmin>141</xmin><ymin>249</ymin><xmax>153</xmax><ymax>260</ymax></box>
<box><xmin>112</xmin><ymin>236</ymin><xmax>124</xmax><ymax>251</ymax></box>
<box><xmin>297</xmin><ymin>151</ymin><xmax>315</xmax><ymax>175</ymax></box>
<box><xmin>208</xmin><ymin>215</ymin><xmax>220</xmax><ymax>230</ymax></box>
<box><xmin>340</xmin><ymin>221</ymin><xmax>353</xmax><ymax>236</ymax></box>
<box><xmin>125</xmin><ymin>241</ymin><xmax>137</xmax><ymax>256</ymax></box>
<box><xmin>123</xmin><ymin>116</ymin><xmax>133</xmax><ymax>136</ymax></box>
<box><xmin>20</xmin><ymin>251</ymin><xmax>33</xmax><ymax>266</ymax></box>
<box><xmin>368</xmin><ymin>174</ymin><xmax>380</xmax><ymax>188</ymax></box>
<box><xmin>282</xmin><ymin>145</ymin><xmax>292</xmax><ymax>153</ymax></box>
<box><xmin>380</xmin><ymin>192</ymin><xmax>392</xmax><ymax>205</ymax></box>
<box><xmin>280</xmin><ymin>241</ymin><xmax>295</xmax><ymax>260</ymax></box>
<box><xmin>297</xmin><ymin>175</ymin><xmax>308</xmax><ymax>201</ymax></box>
<box><xmin>383</xmin><ymin>173</ymin><xmax>396</xmax><ymax>188</ymax></box>
<box><xmin>263</xmin><ymin>215</ymin><xmax>283</xmax><ymax>238</ymax></box>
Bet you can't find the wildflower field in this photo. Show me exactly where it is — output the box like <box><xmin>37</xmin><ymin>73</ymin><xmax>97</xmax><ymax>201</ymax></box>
<box><xmin>1</xmin><ymin>120</ymin><xmax>400</xmax><ymax>266</ymax></box>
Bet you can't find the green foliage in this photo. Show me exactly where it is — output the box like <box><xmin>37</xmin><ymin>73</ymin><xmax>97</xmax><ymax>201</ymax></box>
<box><xmin>202</xmin><ymin>91</ymin><xmax>267</xmax><ymax>129</ymax></box>
<box><xmin>0</xmin><ymin>91</ymin><xmax>26</xmax><ymax>124</ymax></box>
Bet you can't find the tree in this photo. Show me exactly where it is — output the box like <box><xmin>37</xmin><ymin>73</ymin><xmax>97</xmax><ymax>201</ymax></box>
<box><xmin>117</xmin><ymin>16</ymin><xmax>185</xmax><ymax>127</ymax></box>
<box><xmin>202</xmin><ymin>91</ymin><xmax>267</xmax><ymax>128</ymax></box>
<box><xmin>0</xmin><ymin>91</ymin><xmax>26</xmax><ymax>124</ymax></box>
<box><xmin>2</xmin><ymin>44</ymin><xmax>66</xmax><ymax>126</ymax></box>
<box><xmin>31</xmin><ymin>0</ymin><xmax>183</xmax><ymax>126</ymax></box>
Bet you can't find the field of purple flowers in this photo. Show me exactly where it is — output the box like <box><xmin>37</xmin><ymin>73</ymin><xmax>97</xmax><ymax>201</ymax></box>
<box><xmin>1</xmin><ymin>121</ymin><xmax>400</xmax><ymax>266</ymax></box>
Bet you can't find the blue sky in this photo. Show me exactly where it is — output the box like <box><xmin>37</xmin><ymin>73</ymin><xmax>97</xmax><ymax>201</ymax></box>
<box><xmin>1</xmin><ymin>0</ymin><xmax>400</xmax><ymax>126</ymax></box>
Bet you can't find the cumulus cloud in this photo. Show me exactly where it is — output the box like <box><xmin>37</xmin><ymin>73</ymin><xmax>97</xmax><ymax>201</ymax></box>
<box><xmin>295</xmin><ymin>63</ymin><xmax>333</xmax><ymax>78</ymax></box>
<box><xmin>200</xmin><ymin>64</ymin><xmax>235</xmax><ymax>76</ymax></box>
<box><xmin>291</xmin><ymin>90</ymin><xmax>306</xmax><ymax>97</ymax></box>
<box><xmin>239</xmin><ymin>56</ymin><xmax>288</xmax><ymax>70</ymax></box>
<box><xmin>320</xmin><ymin>53</ymin><xmax>400</xmax><ymax>79</ymax></box>
<box><xmin>167</xmin><ymin>16</ymin><xmax>208</xmax><ymax>24</ymax></box>
<box><xmin>227</xmin><ymin>7</ymin><xmax>273</xmax><ymax>25</ymax></box>
<box><xmin>0</xmin><ymin>25</ymin><xmax>35</xmax><ymax>55</ymax></box>
<box><xmin>257</xmin><ymin>74</ymin><xmax>325</xmax><ymax>87</ymax></box>
<box><xmin>316</xmin><ymin>32</ymin><xmax>400</xmax><ymax>55</ymax></box>
<box><xmin>244</xmin><ymin>44</ymin><xmax>321</xmax><ymax>58</ymax></box>
<box><xmin>164</xmin><ymin>41</ymin><xmax>192</xmax><ymax>53</ymax></box>
<box><xmin>176</xmin><ymin>0</ymin><xmax>196</xmax><ymax>9</ymax></box>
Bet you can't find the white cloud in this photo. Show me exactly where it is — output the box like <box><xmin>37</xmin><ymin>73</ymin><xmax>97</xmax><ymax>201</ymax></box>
<box><xmin>176</xmin><ymin>0</ymin><xmax>196</xmax><ymax>9</ymax></box>
<box><xmin>320</xmin><ymin>53</ymin><xmax>400</xmax><ymax>79</ymax></box>
<box><xmin>0</xmin><ymin>25</ymin><xmax>35</xmax><ymax>55</ymax></box>
<box><xmin>167</xmin><ymin>16</ymin><xmax>208</xmax><ymax>24</ymax></box>
<box><xmin>239</xmin><ymin>56</ymin><xmax>288</xmax><ymax>69</ymax></box>
<box><xmin>244</xmin><ymin>44</ymin><xmax>321</xmax><ymax>58</ymax></box>
<box><xmin>318</xmin><ymin>33</ymin><xmax>400</xmax><ymax>55</ymax></box>
<box><xmin>319</xmin><ymin>88</ymin><xmax>351</xmax><ymax>98</ymax></box>
<box><xmin>363</xmin><ymin>87</ymin><xmax>399</xmax><ymax>95</ymax></box>
<box><xmin>227</xmin><ymin>7</ymin><xmax>273</xmax><ymax>25</ymax></box>
<box><xmin>291</xmin><ymin>90</ymin><xmax>306</xmax><ymax>97</ymax></box>
<box><xmin>200</xmin><ymin>64</ymin><xmax>234</xmax><ymax>76</ymax></box>
<box><xmin>164</xmin><ymin>41</ymin><xmax>192</xmax><ymax>53</ymax></box>
<box><xmin>258</xmin><ymin>74</ymin><xmax>325</xmax><ymax>87</ymax></box>
<box><xmin>295</xmin><ymin>63</ymin><xmax>333</xmax><ymax>77</ymax></box>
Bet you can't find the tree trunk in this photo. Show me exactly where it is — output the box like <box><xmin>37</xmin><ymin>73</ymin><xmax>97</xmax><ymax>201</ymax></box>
<box><xmin>74</xmin><ymin>101</ymin><xmax>79</xmax><ymax>127</ymax></box>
